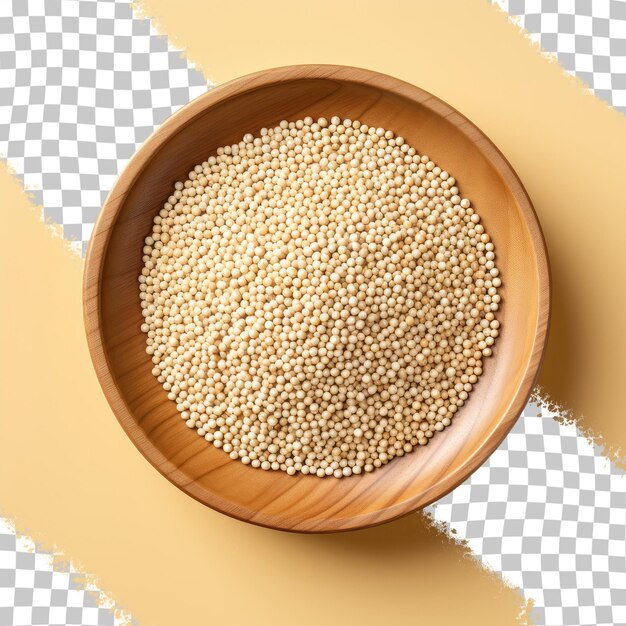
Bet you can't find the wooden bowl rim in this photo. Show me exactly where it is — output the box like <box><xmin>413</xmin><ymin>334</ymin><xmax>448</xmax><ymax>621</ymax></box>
<box><xmin>83</xmin><ymin>64</ymin><xmax>551</xmax><ymax>532</ymax></box>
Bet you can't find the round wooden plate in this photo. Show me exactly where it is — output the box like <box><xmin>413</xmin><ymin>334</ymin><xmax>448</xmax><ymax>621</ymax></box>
<box><xmin>83</xmin><ymin>65</ymin><xmax>550</xmax><ymax>532</ymax></box>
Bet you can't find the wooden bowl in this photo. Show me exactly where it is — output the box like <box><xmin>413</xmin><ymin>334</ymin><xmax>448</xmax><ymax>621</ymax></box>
<box><xmin>83</xmin><ymin>65</ymin><xmax>550</xmax><ymax>532</ymax></box>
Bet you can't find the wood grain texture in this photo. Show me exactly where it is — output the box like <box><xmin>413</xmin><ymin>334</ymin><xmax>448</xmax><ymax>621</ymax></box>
<box><xmin>83</xmin><ymin>65</ymin><xmax>550</xmax><ymax>532</ymax></box>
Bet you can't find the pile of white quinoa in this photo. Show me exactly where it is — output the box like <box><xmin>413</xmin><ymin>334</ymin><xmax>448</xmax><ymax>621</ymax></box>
<box><xmin>139</xmin><ymin>116</ymin><xmax>501</xmax><ymax>478</ymax></box>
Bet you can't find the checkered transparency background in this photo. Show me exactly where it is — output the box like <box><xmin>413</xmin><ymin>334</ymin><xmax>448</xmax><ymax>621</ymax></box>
<box><xmin>1</xmin><ymin>1</ymin><xmax>626</xmax><ymax>626</ymax></box>
<box><xmin>0</xmin><ymin>519</ymin><xmax>129</xmax><ymax>626</ymax></box>
<box><xmin>0</xmin><ymin>0</ymin><xmax>208</xmax><ymax>256</ymax></box>
<box><xmin>492</xmin><ymin>0</ymin><xmax>626</xmax><ymax>113</ymax></box>
<box><xmin>431</xmin><ymin>401</ymin><xmax>626</xmax><ymax>626</ymax></box>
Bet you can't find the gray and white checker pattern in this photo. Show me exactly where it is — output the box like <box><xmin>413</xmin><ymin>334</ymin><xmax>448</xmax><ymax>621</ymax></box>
<box><xmin>0</xmin><ymin>0</ymin><xmax>208</xmax><ymax>255</ymax></box>
<box><xmin>0</xmin><ymin>519</ymin><xmax>128</xmax><ymax>625</ymax></box>
<box><xmin>492</xmin><ymin>0</ymin><xmax>626</xmax><ymax>113</ymax></box>
<box><xmin>428</xmin><ymin>403</ymin><xmax>626</xmax><ymax>626</ymax></box>
<box><xmin>2</xmin><ymin>0</ymin><xmax>626</xmax><ymax>625</ymax></box>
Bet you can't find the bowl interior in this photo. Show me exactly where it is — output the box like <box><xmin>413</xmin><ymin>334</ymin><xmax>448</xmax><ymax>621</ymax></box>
<box><xmin>90</xmin><ymin>69</ymin><xmax>546</xmax><ymax>531</ymax></box>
